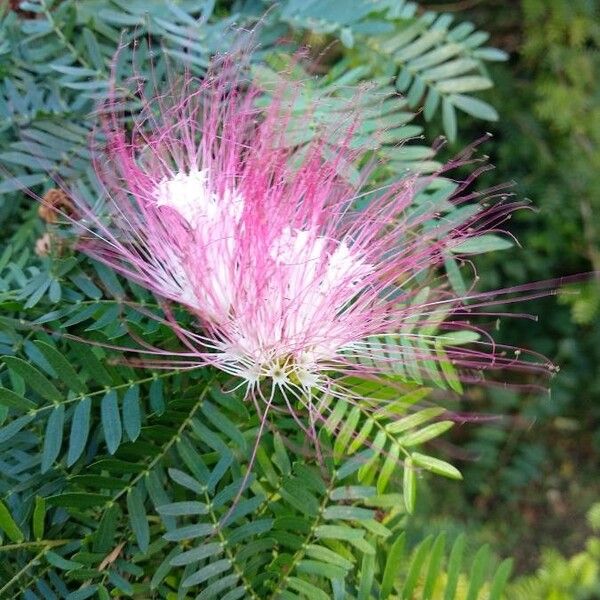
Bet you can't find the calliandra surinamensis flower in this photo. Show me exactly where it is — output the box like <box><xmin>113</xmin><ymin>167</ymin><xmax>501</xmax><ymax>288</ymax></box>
<box><xmin>57</xmin><ymin>54</ymin><xmax>555</xmax><ymax>426</ymax></box>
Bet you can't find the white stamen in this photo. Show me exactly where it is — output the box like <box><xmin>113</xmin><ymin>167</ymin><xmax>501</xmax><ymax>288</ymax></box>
<box><xmin>154</xmin><ymin>168</ymin><xmax>243</xmax><ymax>226</ymax></box>
<box><xmin>153</xmin><ymin>171</ymin><xmax>372</xmax><ymax>390</ymax></box>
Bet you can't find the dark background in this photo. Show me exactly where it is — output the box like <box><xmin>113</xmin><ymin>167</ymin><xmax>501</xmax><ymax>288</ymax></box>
<box><xmin>419</xmin><ymin>0</ymin><xmax>600</xmax><ymax>577</ymax></box>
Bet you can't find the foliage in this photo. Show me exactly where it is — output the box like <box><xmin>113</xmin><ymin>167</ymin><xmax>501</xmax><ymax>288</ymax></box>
<box><xmin>0</xmin><ymin>0</ymin><xmax>544</xmax><ymax>597</ymax></box>
<box><xmin>345</xmin><ymin>2</ymin><xmax>600</xmax><ymax>590</ymax></box>
<box><xmin>0</xmin><ymin>296</ymin><xmax>510</xmax><ymax>595</ymax></box>
<box><xmin>437</xmin><ymin>0</ymin><xmax>600</xmax><ymax>512</ymax></box>
<box><xmin>517</xmin><ymin>0</ymin><xmax>600</xmax><ymax>325</ymax></box>
<box><xmin>508</xmin><ymin>503</ymin><xmax>600</xmax><ymax>599</ymax></box>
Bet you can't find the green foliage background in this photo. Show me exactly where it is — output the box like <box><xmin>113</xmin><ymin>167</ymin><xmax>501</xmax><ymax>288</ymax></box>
<box><xmin>0</xmin><ymin>0</ymin><xmax>598</xmax><ymax>598</ymax></box>
<box><xmin>420</xmin><ymin>0</ymin><xmax>600</xmax><ymax>596</ymax></box>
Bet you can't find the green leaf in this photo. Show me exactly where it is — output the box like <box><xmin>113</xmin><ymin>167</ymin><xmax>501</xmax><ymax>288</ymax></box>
<box><xmin>0</xmin><ymin>173</ymin><xmax>46</xmax><ymax>194</ymax></box>
<box><xmin>41</xmin><ymin>404</ymin><xmax>65</xmax><ymax>473</ymax></box>
<box><xmin>435</xmin><ymin>341</ymin><xmax>463</xmax><ymax>394</ymax></box>
<box><xmin>156</xmin><ymin>501</ymin><xmax>209</xmax><ymax>516</ymax></box>
<box><xmin>466</xmin><ymin>544</ymin><xmax>490</xmax><ymax>600</ymax></box>
<box><xmin>66</xmin><ymin>586</ymin><xmax>99</xmax><ymax>600</ymax></box>
<box><xmin>170</xmin><ymin>543</ymin><xmax>223</xmax><ymax>566</ymax></box>
<box><xmin>256</xmin><ymin>446</ymin><xmax>280</xmax><ymax>487</ymax></box>
<box><xmin>396</xmin><ymin>68</ymin><xmax>412</xmax><ymax>92</ymax></box>
<box><xmin>77</xmin><ymin>345</ymin><xmax>112</xmax><ymax>386</ymax></box>
<box><xmin>412</xmin><ymin>452</ymin><xmax>462</xmax><ymax>480</ymax></box>
<box><xmin>377</xmin><ymin>443</ymin><xmax>400</xmax><ymax>494</ymax></box>
<box><xmin>444</xmin><ymin>534</ymin><xmax>466</xmax><ymax>600</ymax></box>
<box><xmin>163</xmin><ymin>523</ymin><xmax>215</xmax><ymax>542</ymax></box>
<box><xmin>473</xmin><ymin>47</ymin><xmax>508</xmax><ymax>61</ymax></box>
<box><xmin>71</xmin><ymin>474</ymin><xmax>125</xmax><ymax>490</ymax></box>
<box><xmin>444</xmin><ymin>255</ymin><xmax>467</xmax><ymax>296</ymax></box>
<box><xmin>94</xmin><ymin>504</ymin><xmax>120</xmax><ymax>553</ymax></box>
<box><xmin>305</xmin><ymin>544</ymin><xmax>354</xmax><ymax>570</ymax></box>
<box><xmin>334</xmin><ymin>405</ymin><xmax>360</xmax><ymax>460</ymax></box>
<box><xmin>423</xmin><ymin>533</ymin><xmax>446</xmax><ymax>599</ymax></box>
<box><xmin>437</xmin><ymin>76</ymin><xmax>492</xmax><ymax>93</ymax></box>
<box><xmin>273</xmin><ymin>432</ymin><xmax>291</xmax><ymax>475</ymax></box>
<box><xmin>326</xmin><ymin>398</ymin><xmax>349</xmax><ymax>432</ymax></box>
<box><xmin>67</xmin><ymin>397</ymin><xmax>91</xmax><ymax>467</ymax></box>
<box><xmin>347</xmin><ymin>419</ymin><xmax>375</xmax><ymax>455</ymax></box>
<box><xmin>0</xmin><ymin>499</ymin><xmax>24</xmax><ymax>542</ymax></box>
<box><xmin>107</xmin><ymin>571</ymin><xmax>133</xmax><ymax>594</ymax></box>
<box><xmin>122</xmin><ymin>385</ymin><xmax>141</xmax><ymax>441</ymax></box>
<box><xmin>168</xmin><ymin>468</ymin><xmax>205</xmax><ymax>494</ymax></box>
<box><xmin>358</xmin><ymin>429</ymin><xmax>386</xmax><ymax>482</ymax></box>
<box><xmin>336</xmin><ymin>449</ymin><xmax>375</xmax><ymax>479</ymax></box>
<box><xmin>357</xmin><ymin>552</ymin><xmax>376</xmax><ymax>600</ymax></box>
<box><xmin>2</xmin><ymin>356</ymin><xmax>62</xmax><ymax>402</ymax></box>
<box><xmin>45</xmin><ymin>550</ymin><xmax>83</xmax><ymax>571</ymax></box>
<box><xmin>23</xmin><ymin>276</ymin><xmax>51</xmax><ymax>309</ymax></box>
<box><xmin>403</xmin><ymin>457</ymin><xmax>416</xmax><ymax>514</ymax></box>
<box><xmin>330</xmin><ymin>486</ymin><xmax>375</xmax><ymax>501</ymax></box>
<box><xmin>450</xmin><ymin>93</ymin><xmax>499</xmax><ymax>120</ymax></box>
<box><xmin>197</xmin><ymin>574</ymin><xmax>241</xmax><ymax>600</ymax></box>
<box><xmin>182</xmin><ymin>558</ymin><xmax>231</xmax><ymax>587</ymax></box>
<box><xmin>0</xmin><ymin>387</ymin><xmax>37</xmax><ymax>411</ymax></box>
<box><xmin>422</xmin><ymin>58</ymin><xmax>479</xmax><ymax>81</ymax></box>
<box><xmin>280</xmin><ymin>480</ymin><xmax>320</xmax><ymax>516</ymax></box>
<box><xmin>227</xmin><ymin>518</ymin><xmax>273</xmax><ymax>543</ymax></box>
<box><xmin>92</xmin><ymin>263</ymin><xmax>125</xmax><ymax>298</ymax></box>
<box><xmin>151</xmin><ymin>546</ymin><xmax>181</xmax><ymax>589</ymax></box>
<box><xmin>452</xmin><ymin>234</ymin><xmax>513</xmax><ymax>254</ymax></box>
<box><xmin>398</xmin><ymin>421</ymin><xmax>454</xmax><ymax>446</ymax></box>
<box><xmin>297</xmin><ymin>559</ymin><xmax>348</xmax><ymax>580</ymax></box>
<box><xmin>386</xmin><ymin>407</ymin><xmax>445</xmax><ymax>434</ymax></box>
<box><xmin>127</xmin><ymin>486</ymin><xmax>150</xmax><ymax>553</ymax></box>
<box><xmin>34</xmin><ymin>341</ymin><xmax>86</xmax><ymax>393</ymax></box>
<box><xmin>315</xmin><ymin>525</ymin><xmax>374</xmax><ymax>554</ymax></box>
<box><xmin>423</xmin><ymin>87</ymin><xmax>440</xmax><ymax>121</ymax></box>
<box><xmin>33</xmin><ymin>496</ymin><xmax>46</xmax><ymax>540</ymax></box>
<box><xmin>442</xmin><ymin>97</ymin><xmax>457</xmax><ymax>142</ymax></box>
<box><xmin>201</xmin><ymin>401</ymin><xmax>246</xmax><ymax>451</ymax></box>
<box><xmin>97</xmin><ymin>585</ymin><xmax>110</xmax><ymax>600</ymax></box>
<box><xmin>437</xmin><ymin>330</ymin><xmax>480</xmax><ymax>345</ymax></box>
<box><xmin>82</xmin><ymin>27</ymin><xmax>104</xmax><ymax>69</ymax></box>
<box><xmin>402</xmin><ymin>535</ymin><xmax>433</xmax><ymax>599</ymax></box>
<box><xmin>323</xmin><ymin>506</ymin><xmax>374</xmax><ymax>521</ymax></box>
<box><xmin>0</xmin><ymin>414</ymin><xmax>35</xmax><ymax>444</ymax></box>
<box><xmin>149</xmin><ymin>378</ymin><xmax>165</xmax><ymax>415</ymax></box>
<box><xmin>101</xmin><ymin>390</ymin><xmax>122</xmax><ymax>455</ymax></box>
<box><xmin>489</xmin><ymin>558</ymin><xmax>513</xmax><ymax>600</ymax></box>
<box><xmin>381</xmin><ymin>533</ymin><xmax>406</xmax><ymax>598</ymax></box>
<box><xmin>287</xmin><ymin>577</ymin><xmax>329</xmax><ymax>600</ymax></box>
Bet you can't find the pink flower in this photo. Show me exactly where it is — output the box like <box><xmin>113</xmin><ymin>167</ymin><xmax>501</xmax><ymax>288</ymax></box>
<box><xmin>65</xmin><ymin>56</ymin><xmax>554</xmax><ymax>413</ymax></box>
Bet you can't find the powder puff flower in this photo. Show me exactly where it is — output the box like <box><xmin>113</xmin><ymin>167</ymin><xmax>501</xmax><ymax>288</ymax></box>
<box><xmin>57</xmin><ymin>55</ymin><xmax>553</xmax><ymax>420</ymax></box>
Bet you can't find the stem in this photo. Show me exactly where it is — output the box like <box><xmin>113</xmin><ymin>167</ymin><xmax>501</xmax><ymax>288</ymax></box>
<box><xmin>0</xmin><ymin>539</ymin><xmax>71</xmax><ymax>552</ymax></box>
<box><xmin>0</xmin><ymin>547</ymin><xmax>49</xmax><ymax>595</ymax></box>
<box><xmin>40</xmin><ymin>0</ymin><xmax>93</xmax><ymax>71</ymax></box>
<box><xmin>203</xmin><ymin>488</ymin><xmax>261</xmax><ymax>600</ymax></box>
<box><xmin>268</xmin><ymin>476</ymin><xmax>337</xmax><ymax>599</ymax></box>
<box><xmin>26</xmin><ymin>370</ymin><xmax>178</xmax><ymax>417</ymax></box>
<box><xmin>103</xmin><ymin>376</ymin><xmax>216</xmax><ymax>509</ymax></box>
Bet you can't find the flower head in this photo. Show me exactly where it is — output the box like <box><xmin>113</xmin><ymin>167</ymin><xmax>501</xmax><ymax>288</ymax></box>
<box><xmin>62</xmin><ymin>55</ymin><xmax>553</xmax><ymax>413</ymax></box>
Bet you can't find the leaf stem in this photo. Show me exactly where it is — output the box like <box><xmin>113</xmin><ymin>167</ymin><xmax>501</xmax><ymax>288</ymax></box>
<box><xmin>39</xmin><ymin>0</ymin><xmax>93</xmax><ymax>71</ymax></box>
<box><xmin>268</xmin><ymin>475</ymin><xmax>338</xmax><ymax>599</ymax></box>
<box><xmin>0</xmin><ymin>547</ymin><xmax>49</xmax><ymax>595</ymax></box>
<box><xmin>0</xmin><ymin>539</ymin><xmax>71</xmax><ymax>552</ymax></box>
